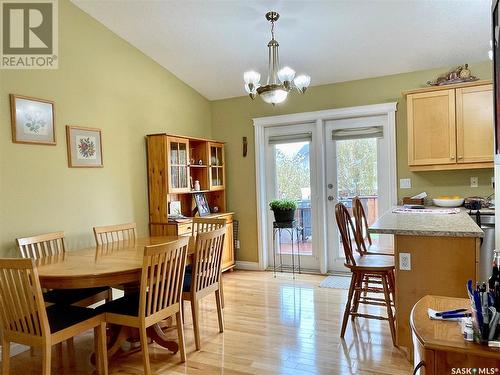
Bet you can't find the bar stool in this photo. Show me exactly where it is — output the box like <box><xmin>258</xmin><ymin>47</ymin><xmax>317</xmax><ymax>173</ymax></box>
<box><xmin>352</xmin><ymin>197</ymin><xmax>395</xmax><ymax>301</ymax></box>
<box><xmin>335</xmin><ymin>202</ymin><xmax>397</xmax><ymax>346</ymax></box>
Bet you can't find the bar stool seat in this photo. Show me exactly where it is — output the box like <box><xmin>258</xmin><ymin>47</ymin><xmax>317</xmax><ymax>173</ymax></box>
<box><xmin>348</xmin><ymin>254</ymin><xmax>394</xmax><ymax>270</ymax></box>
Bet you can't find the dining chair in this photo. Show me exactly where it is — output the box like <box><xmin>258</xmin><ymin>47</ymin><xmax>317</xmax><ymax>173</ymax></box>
<box><xmin>16</xmin><ymin>232</ymin><xmax>112</xmax><ymax>306</ymax></box>
<box><xmin>182</xmin><ymin>226</ymin><xmax>226</xmax><ymax>350</ymax></box>
<box><xmin>0</xmin><ymin>258</ymin><xmax>108</xmax><ymax>375</ymax></box>
<box><xmin>96</xmin><ymin>237</ymin><xmax>189</xmax><ymax>374</ymax></box>
<box><xmin>335</xmin><ymin>202</ymin><xmax>396</xmax><ymax>346</ymax></box>
<box><xmin>352</xmin><ymin>197</ymin><xmax>393</xmax><ymax>256</ymax></box>
<box><xmin>93</xmin><ymin>222</ymin><xmax>137</xmax><ymax>245</ymax></box>
<box><xmin>188</xmin><ymin>217</ymin><xmax>227</xmax><ymax>307</ymax></box>
<box><xmin>190</xmin><ymin>217</ymin><xmax>226</xmax><ymax>236</ymax></box>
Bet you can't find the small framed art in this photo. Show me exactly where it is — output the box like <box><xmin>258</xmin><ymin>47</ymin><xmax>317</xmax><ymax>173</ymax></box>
<box><xmin>193</xmin><ymin>193</ymin><xmax>211</xmax><ymax>216</ymax></box>
<box><xmin>66</xmin><ymin>125</ymin><xmax>103</xmax><ymax>168</ymax></box>
<box><xmin>10</xmin><ymin>94</ymin><xmax>56</xmax><ymax>145</ymax></box>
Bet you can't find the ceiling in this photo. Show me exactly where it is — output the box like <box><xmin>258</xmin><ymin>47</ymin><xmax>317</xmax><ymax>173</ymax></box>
<box><xmin>72</xmin><ymin>0</ymin><xmax>491</xmax><ymax>100</ymax></box>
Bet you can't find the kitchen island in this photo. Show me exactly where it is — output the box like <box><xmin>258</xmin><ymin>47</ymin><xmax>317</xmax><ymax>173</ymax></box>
<box><xmin>368</xmin><ymin>208</ymin><xmax>483</xmax><ymax>357</ymax></box>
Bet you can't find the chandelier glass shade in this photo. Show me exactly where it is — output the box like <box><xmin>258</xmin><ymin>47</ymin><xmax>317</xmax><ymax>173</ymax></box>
<box><xmin>243</xmin><ymin>11</ymin><xmax>311</xmax><ymax>105</ymax></box>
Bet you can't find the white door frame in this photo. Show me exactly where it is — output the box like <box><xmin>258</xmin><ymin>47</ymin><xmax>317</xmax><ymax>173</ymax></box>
<box><xmin>254</xmin><ymin>102</ymin><xmax>398</xmax><ymax>273</ymax></box>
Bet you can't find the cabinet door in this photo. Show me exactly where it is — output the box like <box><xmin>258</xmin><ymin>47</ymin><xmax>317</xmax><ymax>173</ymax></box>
<box><xmin>456</xmin><ymin>85</ymin><xmax>493</xmax><ymax>163</ymax></box>
<box><xmin>407</xmin><ymin>90</ymin><xmax>456</xmax><ymax>166</ymax></box>
<box><xmin>167</xmin><ymin>137</ymin><xmax>190</xmax><ymax>193</ymax></box>
<box><xmin>208</xmin><ymin>142</ymin><xmax>225</xmax><ymax>190</ymax></box>
<box><xmin>221</xmin><ymin>221</ymin><xmax>234</xmax><ymax>271</ymax></box>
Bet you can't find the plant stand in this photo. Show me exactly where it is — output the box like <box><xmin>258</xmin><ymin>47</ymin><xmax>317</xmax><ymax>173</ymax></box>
<box><xmin>272</xmin><ymin>221</ymin><xmax>302</xmax><ymax>279</ymax></box>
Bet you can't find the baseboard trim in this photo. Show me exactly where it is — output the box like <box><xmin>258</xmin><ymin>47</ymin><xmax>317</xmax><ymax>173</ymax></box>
<box><xmin>235</xmin><ymin>261</ymin><xmax>260</xmax><ymax>271</ymax></box>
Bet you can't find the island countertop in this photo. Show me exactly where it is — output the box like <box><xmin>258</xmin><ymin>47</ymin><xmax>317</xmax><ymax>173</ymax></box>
<box><xmin>368</xmin><ymin>207</ymin><xmax>484</xmax><ymax>238</ymax></box>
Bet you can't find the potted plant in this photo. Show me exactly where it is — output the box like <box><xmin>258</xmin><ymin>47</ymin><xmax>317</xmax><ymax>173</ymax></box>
<box><xmin>269</xmin><ymin>198</ymin><xmax>297</xmax><ymax>223</ymax></box>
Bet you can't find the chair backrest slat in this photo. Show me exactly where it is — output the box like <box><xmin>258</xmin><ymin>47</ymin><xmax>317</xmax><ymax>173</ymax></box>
<box><xmin>16</xmin><ymin>231</ymin><xmax>66</xmax><ymax>260</ymax></box>
<box><xmin>352</xmin><ymin>197</ymin><xmax>371</xmax><ymax>254</ymax></box>
<box><xmin>192</xmin><ymin>226</ymin><xmax>226</xmax><ymax>293</ymax></box>
<box><xmin>139</xmin><ymin>238</ymin><xmax>189</xmax><ymax>318</ymax></box>
<box><xmin>93</xmin><ymin>223</ymin><xmax>137</xmax><ymax>245</ymax></box>
<box><xmin>335</xmin><ymin>203</ymin><xmax>360</xmax><ymax>266</ymax></box>
<box><xmin>0</xmin><ymin>259</ymin><xmax>49</xmax><ymax>338</ymax></box>
<box><xmin>191</xmin><ymin>218</ymin><xmax>226</xmax><ymax>236</ymax></box>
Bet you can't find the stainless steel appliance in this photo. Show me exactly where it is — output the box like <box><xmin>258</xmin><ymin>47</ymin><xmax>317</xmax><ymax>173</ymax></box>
<box><xmin>470</xmin><ymin>211</ymin><xmax>495</xmax><ymax>282</ymax></box>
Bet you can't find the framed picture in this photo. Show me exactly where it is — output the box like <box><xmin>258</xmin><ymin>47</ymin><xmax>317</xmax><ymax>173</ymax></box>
<box><xmin>66</xmin><ymin>125</ymin><xmax>103</xmax><ymax>168</ymax></box>
<box><xmin>193</xmin><ymin>193</ymin><xmax>211</xmax><ymax>216</ymax></box>
<box><xmin>10</xmin><ymin>94</ymin><xmax>56</xmax><ymax>145</ymax></box>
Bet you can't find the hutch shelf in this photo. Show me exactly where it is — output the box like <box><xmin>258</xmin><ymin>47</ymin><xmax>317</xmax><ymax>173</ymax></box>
<box><xmin>146</xmin><ymin>133</ymin><xmax>235</xmax><ymax>271</ymax></box>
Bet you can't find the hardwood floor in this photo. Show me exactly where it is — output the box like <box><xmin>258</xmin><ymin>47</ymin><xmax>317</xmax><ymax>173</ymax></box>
<box><xmin>3</xmin><ymin>271</ymin><xmax>412</xmax><ymax>374</ymax></box>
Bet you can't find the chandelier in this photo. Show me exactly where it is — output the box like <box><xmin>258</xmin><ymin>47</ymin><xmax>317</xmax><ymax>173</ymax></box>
<box><xmin>243</xmin><ymin>11</ymin><xmax>311</xmax><ymax>105</ymax></box>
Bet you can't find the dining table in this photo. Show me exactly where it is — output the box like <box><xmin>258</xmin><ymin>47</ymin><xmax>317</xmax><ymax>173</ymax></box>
<box><xmin>36</xmin><ymin>236</ymin><xmax>194</xmax><ymax>358</ymax></box>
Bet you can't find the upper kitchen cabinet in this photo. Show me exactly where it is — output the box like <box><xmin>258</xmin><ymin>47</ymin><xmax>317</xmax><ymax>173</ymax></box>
<box><xmin>404</xmin><ymin>81</ymin><xmax>493</xmax><ymax>171</ymax></box>
<box><xmin>456</xmin><ymin>85</ymin><xmax>493</xmax><ymax>164</ymax></box>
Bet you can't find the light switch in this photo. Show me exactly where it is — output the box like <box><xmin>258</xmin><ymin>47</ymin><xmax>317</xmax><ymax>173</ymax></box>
<box><xmin>400</xmin><ymin>178</ymin><xmax>411</xmax><ymax>189</ymax></box>
<box><xmin>470</xmin><ymin>177</ymin><xmax>478</xmax><ymax>188</ymax></box>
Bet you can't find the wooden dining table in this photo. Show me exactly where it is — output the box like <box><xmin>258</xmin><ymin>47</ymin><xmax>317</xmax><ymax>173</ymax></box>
<box><xmin>36</xmin><ymin>236</ymin><xmax>194</xmax><ymax>358</ymax></box>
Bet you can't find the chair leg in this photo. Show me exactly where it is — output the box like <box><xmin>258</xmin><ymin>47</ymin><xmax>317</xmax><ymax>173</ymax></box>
<box><xmin>139</xmin><ymin>326</ymin><xmax>151</xmax><ymax>375</ymax></box>
<box><xmin>2</xmin><ymin>337</ymin><xmax>10</xmax><ymax>375</ymax></box>
<box><xmin>341</xmin><ymin>272</ymin><xmax>357</xmax><ymax>338</ymax></box>
<box><xmin>190</xmin><ymin>299</ymin><xmax>201</xmax><ymax>350</ymax></box>
<box><xmin>95</xmin><ymin>323</ymin><xmax>108</xmax><ymax>375</ymax></box>
<box><xmin>381</xmin><ymin>273</ymin><xmax>397</xmax><ymax>346</ymax></box>
<box><xmin>180</xmin><ymin>300</ymin><xmax>185</xmax><ymax>323</ymax></box>
<box><xmin>215</xmin><ymin>289</ymin><xmax>224</xmax><ymax>333</ymax></box>
<box><xmin>66</xmin><ymin>337</ymin><xmax>75</xmax><ymax>364</ymax></box>
<box><xmin>350</xmin><ymin>272</ymin><xmax>362</xmax><ymax>320</ymax></box>
<box><xmin>175</xmin><ymin>311</ymin><xmax>186</xmax><ymax>363</ymax></box>
<box><xmin>363</xmin><ymin>276</ymin><xmax>369</xmax><ymax>298</ymax></box>
<box><xmin>219</xmin><ymin>277</ymin><xmax>225</xmax><ymax>309</ymax></box>
<box><xmin>42</xmin><ymin>343</ymin><xmax>51</xmax><ymax>375</ymax></box>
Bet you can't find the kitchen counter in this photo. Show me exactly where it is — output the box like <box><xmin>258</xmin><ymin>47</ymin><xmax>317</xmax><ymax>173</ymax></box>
<box><xmin>369</xmin><ymin>207</ymin><xmax>484</xmax><ymax>238</ymax></box>
<box><xmin>368</xmin><ymin>207</ymin><xmax>482</xmax><ymax>358</ymax></box>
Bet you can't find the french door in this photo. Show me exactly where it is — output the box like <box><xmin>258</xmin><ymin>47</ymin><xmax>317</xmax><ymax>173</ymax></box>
<box><xmin>325</xmin><ymin>116</ymin><xmax>394</xmax><ymax>272</ymax></box>
<box><xmin>264</xmin><ymin>123</ymin><xmax>320</xmax><ymax>271</ymax></box>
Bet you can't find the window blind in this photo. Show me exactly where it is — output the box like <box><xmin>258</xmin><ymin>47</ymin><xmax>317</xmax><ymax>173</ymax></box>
<box><xmin>331</xmin><ymin>126</ymin><xmax>383</xmax><ymax>141</ymax></box>
<box><xmin>268</xmin><ymin>132</ymin><xmax>312</xmax><ymax>145</ymax></box>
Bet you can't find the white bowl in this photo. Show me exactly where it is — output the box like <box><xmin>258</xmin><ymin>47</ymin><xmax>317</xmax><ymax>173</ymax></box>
<box><xmin>433</xmin><ymin>198</ymin><xmax>464</xmax><ymax>207</ymax></box>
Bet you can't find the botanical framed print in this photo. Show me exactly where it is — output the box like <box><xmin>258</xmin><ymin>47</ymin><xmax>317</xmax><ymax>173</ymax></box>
<box><xmin>10</xmin><ymin>94</ymin><xmax>56</xmax><ymax>145</ymax></box>
<box><xmin>193</xmin><ymin>193</ymin><xmax>211</xmax><ymax>216</ymax></box>
<box><xmin>66</xmin><ymin>125</ymin><xmax>103</xmax><ymax>168</ymax></box>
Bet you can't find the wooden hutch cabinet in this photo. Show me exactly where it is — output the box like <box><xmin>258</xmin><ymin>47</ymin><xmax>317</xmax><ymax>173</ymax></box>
<box><xmin>404</xmin><ymin>80</ymin><xmax>493</xmax><ymax>171</ymax></box>
<box><xmin>146</xmin><ymin>133</ymin><xmax>235</xmax><ymax>271</ymax></box>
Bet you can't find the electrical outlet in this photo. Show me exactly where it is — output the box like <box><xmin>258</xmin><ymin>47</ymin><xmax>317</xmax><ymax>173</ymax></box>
<box><xmin>470</xmin><ymin>177</ymin><xmax>478</xmax><ymax>188</ymax></box>
<box><xmin>400</xmin><ymin>178</ymin><xmax>411</xmax><ymax>189</ymax></box>
<box><xmin>235</xmin><ymin>240</ymin><xmax>240</xmax><ymax>249</ymax></box>
<box><xmin>399</xmin><ymin>253</ymin><xmax>411</xmax><ymax>271</ymax></box>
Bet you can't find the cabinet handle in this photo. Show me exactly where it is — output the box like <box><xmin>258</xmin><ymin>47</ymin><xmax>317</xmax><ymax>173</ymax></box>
<box><xmin>413</xmin><ymin>361</ymin><xmax>425</xmax><ymax>375</ymax></box>
<box><xmin>458</xmin><ymin>156</ymin><xmax>463</xmax><ymax>160</ymax></box>
<box><xmin>450</xmin><ymin>156</ymin><xmax>455</xmax><ymax>160</ymax></box>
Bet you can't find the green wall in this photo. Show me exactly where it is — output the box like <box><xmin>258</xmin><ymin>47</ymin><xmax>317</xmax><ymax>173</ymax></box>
<box><xmin>0</xmin><ymin>0</ymin><xmax>212</xmax><ymax>256</ymax></box>
<box><xmin>211</xmin><ymin>61</ymin><xmax>494</xmax><ymax>263</ymax></box>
